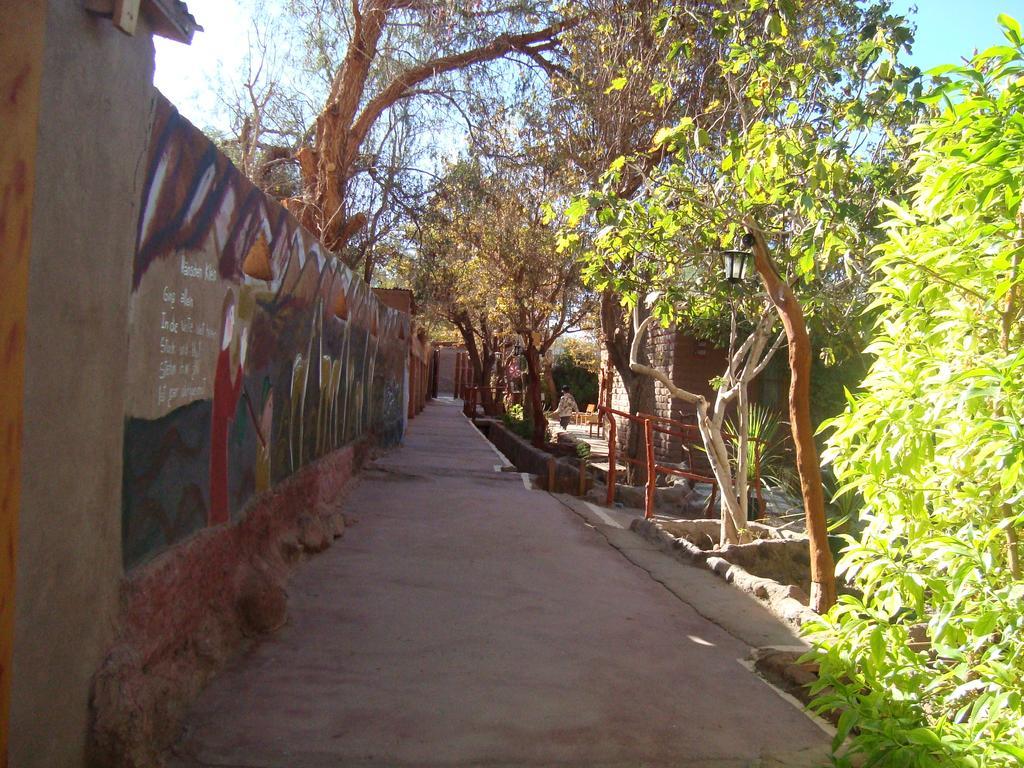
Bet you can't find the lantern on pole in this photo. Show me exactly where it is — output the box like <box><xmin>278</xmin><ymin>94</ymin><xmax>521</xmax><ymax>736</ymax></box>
<box><xmin>720</xmin><ymin>233</ymin><xmax>754</xmax><ymax>284</ymax></box>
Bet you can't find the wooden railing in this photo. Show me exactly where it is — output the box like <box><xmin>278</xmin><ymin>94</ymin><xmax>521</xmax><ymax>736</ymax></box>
<box><xmin>600</xmin><ymin>406</ymin><xmax>764</xmax><ymax>521</ymax></box>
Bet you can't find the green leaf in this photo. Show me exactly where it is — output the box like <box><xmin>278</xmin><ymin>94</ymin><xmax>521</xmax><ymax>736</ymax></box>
<box><xmin>906</xmin><ymin>728</ymin><xmax>942</xmax><ymax>749</ymax></box>
<box><xmin>565</xmin><ymin>198</ymin><xmax>590</xmax><ymax>227</ymax></box>
<box><xmin>994</xmin><ymin>743</ymin><xmax>1024</xmax><ymax>760</ymax></box>
<box><xmin>798</xmin><ymin>249</ymin><xmax>815</xmax><ymax>274</ymax></box>
<box><xmin>605</xmin><ymin>76</ymin><xmax>628</xmax><ymax>93</ymax></box>
<box><xmin>997</xmin><ymin>14</ymin><xmax>1022</xmax><ymax>44</ymax></box>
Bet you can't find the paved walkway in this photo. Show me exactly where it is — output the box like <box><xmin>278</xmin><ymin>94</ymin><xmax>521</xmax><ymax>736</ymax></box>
<box><xmin>171</xmin><ymin>400</ymin><xmax>830</xmax><ymax>767</ymax></box>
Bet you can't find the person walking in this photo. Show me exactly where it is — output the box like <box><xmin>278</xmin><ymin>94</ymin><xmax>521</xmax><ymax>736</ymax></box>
<box><xmin>557</xmin><ymin>386</ymin><xmax>579</xmax><ymax>431</ymax></box>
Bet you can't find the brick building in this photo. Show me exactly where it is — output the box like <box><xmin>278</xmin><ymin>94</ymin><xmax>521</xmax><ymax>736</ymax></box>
<box><xmin>604</xmin><ymin>324</ymin><xmax>786</xmax><ymax>469</ymax></box>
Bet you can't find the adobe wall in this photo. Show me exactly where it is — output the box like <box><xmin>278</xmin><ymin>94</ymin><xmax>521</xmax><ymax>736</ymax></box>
<box><xmin>98</xmin><ymin>94</ymin><xmax>408</xmax><ymax>766</ymax></box>
<box><xmin>10</xmin><ymin>6</ymin><xmax>158</xmax><ymax>766</ymax></box>
<box><xmin>436</xmin><ymin>346</ymin><xmax>464</xmax><ymax>397</ymax></box>
<box><xmin>121</xmin><ymin>94</ymin><xmax>408</xmax><ymax>570</ymax></box>
<box><xmin>10</xmin><ymin>9</ymin><xmax>415</xmax><ymax>766</ymax></box>
<box><xmin>372</xmin><ymin>289</ymin><xmax>431</xmax><ymax>418</ymax></box>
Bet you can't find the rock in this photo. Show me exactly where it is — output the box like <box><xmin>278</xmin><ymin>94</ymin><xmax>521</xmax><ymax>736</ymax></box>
<box><xmin>753</xmin><ymin>649</ymin><xmax>819</xmax><ymax>699</ymax></box>
<box><xmin>615</xmin><ymin>484</ymin><xmax>646</xmax><ymax>509</ymax></box>
<box><xmin>298</xmin><ymin>514</ymin><xmax>330</xmax><ymax>553</ymax></box>
<box><xmin>237</xmin><ymin>573</ymin><xmax>287</xmax><ymax>635</ymax></box>
<box><xmin>279</xmin><ymin>533</ymin><xmax>302</xmax><ymax>563</ymax></box>
<box><xmin>327</xmin><ymin>511</ymin><xmax>346</xmax><ymax>539</ymax></box>
<box><xmin>556</xmin><ymin>432</ymin><xmax>577</xmax><ymax>447</ymax></box>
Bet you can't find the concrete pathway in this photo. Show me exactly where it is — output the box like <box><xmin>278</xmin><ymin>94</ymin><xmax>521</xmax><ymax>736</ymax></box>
<box><xmin>171</xmin><ymin>400</ymin><xmax>830</xmax><ymax>768</ymax></box>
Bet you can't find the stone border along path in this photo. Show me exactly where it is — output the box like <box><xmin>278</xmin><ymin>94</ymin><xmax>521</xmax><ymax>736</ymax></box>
<box><xmin>169</xmin><ymin>399</ymin><xmax>832</xmax><ymax>768</ymax></box>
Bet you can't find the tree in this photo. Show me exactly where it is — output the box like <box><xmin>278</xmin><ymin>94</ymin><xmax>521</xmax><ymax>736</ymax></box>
<box><xmin>288</xmin><ymin>0</ymin><xmax>575</xmax><ymax>254</ymax></box>
<box><xmin>542</xmin><ymin>0</ymin><xmax>918</xmax><ymax>483</ymax></box>
<box><xmin>211</xmin><ymin>0</ymin><xmax>434</xmax><ymax>282</ymax></box>
<box><xmin>546</xmin><ymin>0</ymin><xmax>732</xmax><ymax>477</ymax></box>
<box><xmin>212</xmin><ymin>0</ymin><xmax>576</xmax><ymax>281</ymax></box>
<box><xmin>209</xmin><ymin>2</ymin><xmax>314</xmax><ymax>198</ymax></box>
<box><xmin>414</xmin><ymin>143</ymin><xmax>593</xmax><ymax>443</ymax></box>
<box><xmin>567</xmin><ymin>0</ymin><xmax>919</xmax><ymax>610</ymax></box>
<box><xmin>412</xmin><ymin>161</ymin><xmax>502</xmax><ymax>408</ymax></box>
<box><xmin>805</xmin><ymin>22</ymin><xmax>1024</xmax><ymax>764</ymax></box>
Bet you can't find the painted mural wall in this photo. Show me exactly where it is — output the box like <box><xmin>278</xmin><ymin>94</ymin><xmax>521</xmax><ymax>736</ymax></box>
<box><xmin>122</xmin><ymin>95</ymin><xmax>409</xmax><ymax>569</ymax></box>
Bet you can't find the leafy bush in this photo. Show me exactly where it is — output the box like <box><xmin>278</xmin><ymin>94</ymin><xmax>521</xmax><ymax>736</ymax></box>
<box><xmin>502</xmin><ymin>403</ymin><xmax>534</xmax><ymax>439</ymax></box>
<box><xmin>553</xmin><ymin>350</ymin><xmax>599</xmax><ymax>411</ymax></box>
<box><xmin>803</xmin><ymin>20</ymin><xmax>1024</xmax><ymax>767</ymax></box>
<box><xmin>725</xmin><ymin>403</ymin><xmax>795</xmax><ymax>493</ymax></box>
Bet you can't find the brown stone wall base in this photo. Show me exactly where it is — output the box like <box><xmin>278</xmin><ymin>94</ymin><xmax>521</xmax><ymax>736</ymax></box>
<box><xmin>89</xmin><ymin>441</ymin><xmax>369</xmax><ymax>768</ymax></box>
<box><xmin>631</xmin><ymin>517</ymin><xmax>819</xmax><ymax>628</ymax></box>
<box><xmin>477</xmin><ymin>419</ymin><xmax>591</xmax><ymax>495</ymax></box>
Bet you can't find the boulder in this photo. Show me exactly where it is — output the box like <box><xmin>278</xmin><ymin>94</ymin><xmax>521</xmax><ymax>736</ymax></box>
<box><xmin>237</xmin><ymin>572</ymin><xmax>288</xmax><ymax>635</ymax></box>
<box><xmin>297</xmin><ymin>514</ymin><xmax>330</xmax><ymax>553</ymax></box>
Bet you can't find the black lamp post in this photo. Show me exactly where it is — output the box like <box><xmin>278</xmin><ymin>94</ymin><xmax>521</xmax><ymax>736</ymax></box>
<box><xmin>721</xmin><ymin>233</ymin><xmax>755</xmax><ymax>284</ymax></box>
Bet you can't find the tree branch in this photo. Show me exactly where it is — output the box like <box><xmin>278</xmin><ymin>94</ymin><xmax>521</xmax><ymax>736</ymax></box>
<box><xmin>349</xmin><ymin>17</ymin><xmax>579</xmax><ymax>150</ymax></box>
<box><xmin>629</xmin><ymin>313</ymin><xmax>704</xmax><ymax>406</ymax></box>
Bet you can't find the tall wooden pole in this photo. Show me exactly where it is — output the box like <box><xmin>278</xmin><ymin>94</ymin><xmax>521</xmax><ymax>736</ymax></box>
<box><xmin>744</xmin><ymin>217</ymin><xmax>837</xmax><ymax>613</ymax></box>
<box><xmin>0</xmin><ymin>4</ymin><xmax>46</xmax><ymax>762</ymax></box>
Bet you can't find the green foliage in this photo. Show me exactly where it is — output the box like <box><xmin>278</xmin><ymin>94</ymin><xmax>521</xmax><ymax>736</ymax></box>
<box><xmin>553</xmin><ymin>338</ymin><xmax>600</xmax><ymax>410</ymax></box>
<box><xmin>569</xmin><ymin>0</ymin><xmax>920</xmax><ymax>352</ymax></box>
<box><xmin>725</xmin><ymin>403</ymin><xmax>795</xmax><ymax>492</ymax></box>
<box><xmin>804</xmin><ymin>22</ymin><xmax>1024</xmax><ymax>766</ymax></box>
<box><xmin>503</xmin><ymin>403</ymin><xmax>534</xmax><ymax>440</ymax></box>
<box><xmin>810</xmin><ymin>350</ymin><xmax>870</xmax><ymax>444</ymax></box>
<box><xmin>502</xmin><ymin>403</ymin><xmax>553</xmax><ymax>443</ymax></box>
<box><xmin>576</xmin><ymin>441</ymin><xmax>592</xmax><ymax>460</ymax></box>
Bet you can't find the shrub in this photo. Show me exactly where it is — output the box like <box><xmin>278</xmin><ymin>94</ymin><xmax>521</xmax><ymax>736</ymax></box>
<box><xmin>725</xmin><ymin>403</ymin><xmax>795</xmax><ymax>493</ymax></box>
<box><xmin>803</xmin><ymin>20</ymin><xmax>1024</xmax><ymax>767</ymax></box>
<box><xmin>503</xmin><ymin>403</ymin><xmax>534</xmax><ymax>440</ymax></box>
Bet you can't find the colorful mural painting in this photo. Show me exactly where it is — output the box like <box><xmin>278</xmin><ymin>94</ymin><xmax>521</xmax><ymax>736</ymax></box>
<box><xmin>122</xmin><ymin>95</ymin><xmax>409</xmax><ymax>569</ymax></box>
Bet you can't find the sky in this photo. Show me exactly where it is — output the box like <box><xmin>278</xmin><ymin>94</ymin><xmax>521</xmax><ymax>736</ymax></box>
<box><xmin>155</xmin><ymin>1</ymin><xmax>1024</xmax><ymax>132</ymax></box>
<box><xmin>890</xmin><ymin>0</ymin><xmax>1021</xmax><ymax>69</ymax></box>
<box><xmin>154</xmin><ymin>0</ymin><xmax>250</xmax><ymax>131</ymax></box>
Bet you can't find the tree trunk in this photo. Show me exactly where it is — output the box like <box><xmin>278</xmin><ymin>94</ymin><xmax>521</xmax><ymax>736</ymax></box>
<box><xmin>454</xmin><ymin>315</ymin><xmax>485</xmax><ymax>398</ymax></box>
<box><xmin>480</xmin><ymin>348</ymin><xmax>496</xmax><ymax>413</ymax></box>
<box><xmin>542</xmin><ymin>350</ymin><xmax>558</xmax><ymax>410</ymax></box>
<box><xmin>524</xmin><ymin>339</ymin><xmax>547</xmax><ymax>448</ymax></box>
<box><xmin>601</xmin><ymin>291</ymin><xmax>654</xmax><ymax>483</ymax></box>
<box><xmin>621</xmin><ymin>373</ymin><xmax>655</xmax><ymax>484</ymax></box>
<box><xmin>745</xmin><ymin>218</ymin><xmax>837</xmax><ymax>613</ymax></box>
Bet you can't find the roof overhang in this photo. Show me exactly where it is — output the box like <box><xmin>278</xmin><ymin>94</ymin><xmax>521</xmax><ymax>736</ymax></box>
<box><xmin>84</xmin><ymin>0</ymin><xmax>202</xmax><ymax>44</ymax></box>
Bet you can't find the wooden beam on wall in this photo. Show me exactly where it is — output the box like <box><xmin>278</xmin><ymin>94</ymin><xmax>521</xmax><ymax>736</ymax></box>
<box><xmin>0</xmin><ymin>3</ymin><xmax>46</xmax><ymax>765</ymax></box>
<box><xmin>113</xmin><ymin>0</ymin><xmax>140</xmax><ymax>36</ymax></box>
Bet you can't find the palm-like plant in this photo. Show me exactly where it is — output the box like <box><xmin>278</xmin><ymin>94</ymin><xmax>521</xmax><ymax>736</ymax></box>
<box><xmin>725</xmin><ymin>403</ymin><xmax>796</xmax><ymax>494</ymax></box>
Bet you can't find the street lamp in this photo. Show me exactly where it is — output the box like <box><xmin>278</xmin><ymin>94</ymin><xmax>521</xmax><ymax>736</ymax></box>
<box><xmin>721</xmin><ymin>233</ymin><xmax>755</xmax><ymax>284</ymax></box>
